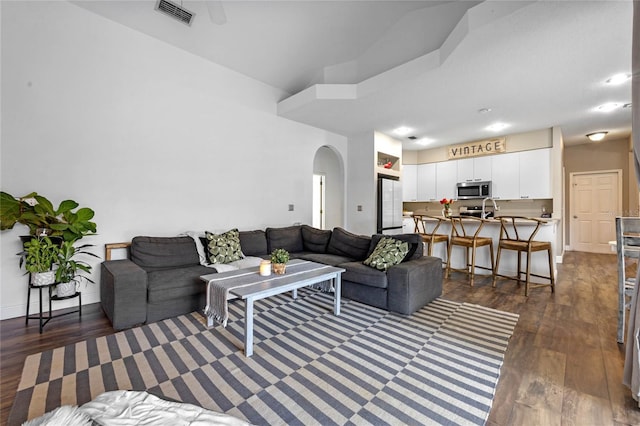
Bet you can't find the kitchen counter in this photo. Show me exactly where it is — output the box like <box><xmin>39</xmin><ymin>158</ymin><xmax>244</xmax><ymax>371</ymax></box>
<box><xmin>413</xmin><ymin>215</ymin><xmax>559</xmax><ymax>280</ymax></box>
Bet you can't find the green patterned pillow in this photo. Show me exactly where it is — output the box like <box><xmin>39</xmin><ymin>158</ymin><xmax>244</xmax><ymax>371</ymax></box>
<box><xmin>363</xmin><ymin>237</ymin><xmax>409</xmax><ymax>271</ymax></box>
<box><xmin>206</xmin><ymin>229</ymin><xmax>243</xmax><ymax>264</ymax></box>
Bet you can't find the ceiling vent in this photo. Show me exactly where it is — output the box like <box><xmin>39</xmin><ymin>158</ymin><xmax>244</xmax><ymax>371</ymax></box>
<box><xmin>155</xmin><ymin>0</ymin><xmax>194</xmax><ymax>26</ymax></box>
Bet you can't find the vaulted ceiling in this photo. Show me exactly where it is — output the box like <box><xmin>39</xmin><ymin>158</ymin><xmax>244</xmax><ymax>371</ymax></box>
<box><xmin>73</xmin><ymin>0</ymin><xmax>633</xmax><ymax>150</ymax></box>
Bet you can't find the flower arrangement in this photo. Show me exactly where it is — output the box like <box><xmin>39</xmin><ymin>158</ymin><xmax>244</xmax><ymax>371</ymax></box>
<box><xmin>439</xmin><ymin>198</ymin><xmax>454</xmax><ymax>209</ymax></box>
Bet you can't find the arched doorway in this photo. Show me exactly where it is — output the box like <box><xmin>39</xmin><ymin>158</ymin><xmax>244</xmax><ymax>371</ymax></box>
<box><xmin>313</xmin><ymin>146</ymin><xmax>345</xmax><ymax>230</ymax></box>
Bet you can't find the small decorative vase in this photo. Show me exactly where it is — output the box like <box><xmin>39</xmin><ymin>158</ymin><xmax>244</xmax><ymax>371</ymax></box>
<box><xmin>31</xmin><ymin>271</ymin><xmax>56</xmax><ymax>286</ymax></box>
<box><xmin>272</xmin><ymin>263</ymin><xmax>286</xmax><ymax>275</ymax></box>
<box><xmin>442</xmin><ymin>207</ymin><xmax>452</xmax><ymax>218</ymax></box>
<box><xmin>56</xmin><ymin>282</ymin><xmax>76</xmax><ymax>298</ymax></box>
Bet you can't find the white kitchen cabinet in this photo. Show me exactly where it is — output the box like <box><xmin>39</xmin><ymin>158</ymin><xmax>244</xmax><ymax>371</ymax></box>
<box><xmin>491</xmin><ymin>152</ymin><xmax>520</xmax><ymax>200</ymax></box>
<box><xmin>436</xmin><ymin>161</ymin><xmax>457</xmax><ymax>200</ymax></box>
<box><xmin>456</xmin><ymin>158</ymin><xmax>473</xmax><ymax>183</ymax></box>
<box><xmin>402</xmin><ymin>164</ymin><xmax>417</xmax><ymax>201</ymax></box>
<box><xmin>491</xmin><ymin>149</ymin><xmax>551</xmax><ymax>200</ymax></box>
<box><xmin>473</xmin><ymin>156</ymin><xmax>492</xmax><ymax>181</ymax></box>
<box><xmin>519</xmin><ymin>148</ymin><xmax>551</xmax><ymax>199</ymax></box>
<box><xmin>417</xmin><ymin>163</ymin><xmax>437</xmax><ymax>201</ymax></box>
<box><xmin>457</xmin><ymin>157</ymin><xmax>492</xmax><ymax>182</ymax></box>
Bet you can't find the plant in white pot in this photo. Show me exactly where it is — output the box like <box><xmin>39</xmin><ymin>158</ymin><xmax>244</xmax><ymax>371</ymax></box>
<box><xmin>19</xmin><ymin>236</ymin><xmax>60</xmax><ymax>286</ymax></box>
<box><xmin>54</xmin><ymin>241</ymin><xmax>100</xmax><ymax>297</ymax></box>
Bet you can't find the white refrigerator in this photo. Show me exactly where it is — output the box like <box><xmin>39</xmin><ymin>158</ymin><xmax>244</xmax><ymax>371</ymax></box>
<box><xmin>377</xmin><ymin>177</ymin><xmax>403</xmax><ymax>235</ymax></box>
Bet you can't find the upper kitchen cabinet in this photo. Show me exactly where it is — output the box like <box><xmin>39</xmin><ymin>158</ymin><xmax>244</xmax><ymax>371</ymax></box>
<box><xmin>519</xmin><ymin>148</ymin><xmax>551</xmax><ymax>199</ymax></box>
<box><xmin>436</xmin><ymin>161</ymin><xmax>457</xmax><ymax>200</ymax></box>
<box><xmin>491</xmin><ymin>148</ymin><xmax>551</xmax><ymax>200</ymax></box>
<box><xmin>491</xmin><ymin>152</ymin><xmax>520</xmax><ymax>199</ymax></box>
<box><xmin>417</xmin><ymin>163</ymin><xmax>437</xmax><ymax>201</ymax></box>
<box><xmin>402</xmin><ymin>164</ymin><xmax>417</xmax><ymax>202</ymax></box>
<box><xmin>456</xmin><ymin>156</ymin><xmax>492</xmax><ymax>183</ymax></box>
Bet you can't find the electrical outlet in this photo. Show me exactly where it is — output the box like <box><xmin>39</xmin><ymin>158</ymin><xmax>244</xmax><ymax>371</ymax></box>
<box><xmin>288</xmin><ymin>204</ymin><xmax>294</xmax><ymax>211</ymax></box>
<box><xmin>357</xmin><ymin>205</ymin><xmax>362</xmax><ymax>212</ymax></box>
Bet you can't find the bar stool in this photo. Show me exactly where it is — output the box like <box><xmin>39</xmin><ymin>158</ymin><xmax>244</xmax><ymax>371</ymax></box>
<box><xmin>445</xmin><ymin>216</ymin><xmax>495</xmax><ymax>287</ymax></box>
<box><xmin>492</xmin><ymin>216</ymin><xmax>555</xmax><ymax>296</ymax></box>
<box><xmin>413</xmin><ymin>214</ymin><xmax>449</xmax><ymax>263</ymax></box>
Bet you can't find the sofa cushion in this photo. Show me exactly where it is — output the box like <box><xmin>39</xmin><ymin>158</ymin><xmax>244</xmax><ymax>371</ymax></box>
<box><xmin>341</xmin><ymin>261</ymin><xmax>389</xmax><ymax>289</ymax></box>
<box><xmin>301</xmin><ymin>225</ymin><xmax>332</xmax><ymax>253</ymax></box>
<box><xmin>299</xmin><ymin>252</ymin><xmax>355</xmax><ymax>266</ymax></box>
<box><xmin>266</xmin><ymin>225</ymin><xmax>303</xmax><ymax>254</ymax></box>
<box><xmin>327</xmin><ymin>227</ymin><xmax>371</xmax><ymax>260</ymax></box>
<box><xmin>131</xmin><ymin>236</ymin><xmax>200</xmax><ymax>270</ymax></box>
<box><xmin>239</xmin><ymin>230</ymin><xmax>268</xmax><ymax>257</ymax></box>
<box><xmin>368</xmin><ymin>233</ymin><xmax>423</xmax><ymax>261</ymax></box>
<box><xmin>147</xmin><ymin>265</ymin><xmax>212</xmax><ymax>303</ymax></box>
<box><xmin>206</xmin><ymin>229</ymin><xmax>243</xmax><ymax>264</ymax></box>
<box><xmin>363</xmin><ymin>237</ymin><xmax>410</xmax><ymax>271</ymax></box>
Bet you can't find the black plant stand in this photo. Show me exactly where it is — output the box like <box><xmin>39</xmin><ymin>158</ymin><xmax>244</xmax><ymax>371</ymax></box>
<box><xmin>26</xmin><ymin>280</ymin><xmax>81</xmax><ymax>333</ymax></box>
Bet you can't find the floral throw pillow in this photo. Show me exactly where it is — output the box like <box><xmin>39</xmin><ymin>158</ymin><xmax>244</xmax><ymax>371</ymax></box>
<box><xmin>206</xmin><ymin>229</ymin><xmax>243</xmax><ymax>264</ymax></box>
<box><xmin>363</xmin><ymin>237</ymin><xmax>409</xmax><ymax>271</ymax></box>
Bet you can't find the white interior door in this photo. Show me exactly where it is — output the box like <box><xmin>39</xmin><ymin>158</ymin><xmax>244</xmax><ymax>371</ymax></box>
<box><xmin>570</xmin><ymin>170</ymin><xmax>621</xmax><ymax>253</ymax></box>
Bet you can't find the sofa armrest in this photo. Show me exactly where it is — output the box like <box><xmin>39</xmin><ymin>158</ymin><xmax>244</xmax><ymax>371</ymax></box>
<box><xmin>100</xmin><ymin>260</ymin><xmax>148</xmax><ymax>330</ymax></box>
<box><xmin>386</xmin><ymin>256</ymin><xmax>443</xmax><ymax>315</ymax></box>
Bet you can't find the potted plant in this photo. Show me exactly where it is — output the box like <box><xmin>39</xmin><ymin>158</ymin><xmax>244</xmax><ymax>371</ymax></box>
<box><xmin>0</xmin><ymin>191</ymin><xmax>97</xmax><ymax>242</ymax></box>
<box><xmin>54</xmin><ymin>241</ymin><xmax>100</xmax><ymax>297</ymax></box>
<box><xmin>19</xmin><ymin>236</ymin><xmax>60</xmax><ymax>286</ymax></box>
<box><xmin>270</xmin><ymin>248</ymin><xmax>290</xmax><ymax>275</ymax></box>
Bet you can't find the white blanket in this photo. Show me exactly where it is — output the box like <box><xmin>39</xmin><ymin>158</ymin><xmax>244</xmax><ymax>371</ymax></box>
<box><xmin>23</xmin><ymin>391</ymin><xmax>252</xmax><ymax>426</ymax></box>
<box><xmin>81</xmin><ymin>390</ymin><xmax>252</xmax><ymax>425</ymax></box>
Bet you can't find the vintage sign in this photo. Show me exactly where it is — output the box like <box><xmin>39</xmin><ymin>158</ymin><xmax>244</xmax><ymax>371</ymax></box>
<box><xmin>448</xmin><ymin>137</ymin><xmax>506</xmax><ymax>159</ymax></box>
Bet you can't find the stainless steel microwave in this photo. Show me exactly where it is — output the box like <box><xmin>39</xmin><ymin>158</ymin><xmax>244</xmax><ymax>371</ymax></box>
<box><xmin>456</xmin><ymin>181</ymin><xmax>491</xmax><ymax>200</ymax></box>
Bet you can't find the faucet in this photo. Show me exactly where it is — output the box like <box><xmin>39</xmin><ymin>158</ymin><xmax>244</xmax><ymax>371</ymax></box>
<box><xmin>482</xmin><ymin>197</ymin><xmax>499</xmax><ymax>219</ymax></box>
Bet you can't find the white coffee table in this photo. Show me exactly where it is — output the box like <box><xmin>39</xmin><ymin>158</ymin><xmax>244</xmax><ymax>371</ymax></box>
<box><xmin>201</xmin><ymin>260</ymin><xmax>345</xmax><ymax>356</ymax></box>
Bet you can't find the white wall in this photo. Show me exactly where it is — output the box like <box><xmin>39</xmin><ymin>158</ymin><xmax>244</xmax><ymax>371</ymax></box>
<box><xmin>347</xmin><ymin>131</ymin><xmax>377</xmax><ymax>235</ymax></box>
<box><xmin>0</xmin><ymin>1</ymin><xmax>348</xmax><ymax>319</ymax></box>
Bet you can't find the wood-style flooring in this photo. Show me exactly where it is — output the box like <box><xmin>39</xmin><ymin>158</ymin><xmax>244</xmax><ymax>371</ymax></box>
<box><xmin>1</xmin><ymin>251</ymin><xmax>639</xmax><ymax>425</ymax></box>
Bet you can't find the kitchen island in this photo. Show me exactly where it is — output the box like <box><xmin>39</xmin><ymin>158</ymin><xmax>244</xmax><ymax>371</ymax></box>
<box><xmin>417</xmin><ymin>216</ymin><xmax>559</xmax><ymax>283</ymax></box>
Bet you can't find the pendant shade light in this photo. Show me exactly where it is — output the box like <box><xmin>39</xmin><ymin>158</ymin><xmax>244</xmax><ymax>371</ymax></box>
<box><xmin>586</xmin><ymin>132</ymin><xmax>608</xmax><ymax>142</ymax></box>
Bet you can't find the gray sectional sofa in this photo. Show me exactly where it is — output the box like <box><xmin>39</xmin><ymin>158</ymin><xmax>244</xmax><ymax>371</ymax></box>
<box><xmin>100</xmin><ymin>225</ymin><xmax>443</xmax><ymax>330</ymax></box>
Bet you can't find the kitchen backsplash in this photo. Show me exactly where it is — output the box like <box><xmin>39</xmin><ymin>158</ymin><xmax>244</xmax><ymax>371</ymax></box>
<box><xmin>403</xmin><ymin>198</ymin><xmax>553</xmax><ymax>218</ymax></box>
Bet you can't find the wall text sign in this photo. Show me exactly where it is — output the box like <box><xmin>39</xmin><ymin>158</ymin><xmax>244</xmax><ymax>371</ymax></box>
<box><xmin>448</xmin><ymin>137</ymin><xmax>506</xmax><ymax>159</ymax></box>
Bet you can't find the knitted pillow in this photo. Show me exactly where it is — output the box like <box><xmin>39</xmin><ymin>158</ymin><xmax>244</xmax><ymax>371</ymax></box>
<box><xmin>363</xmin><ymin>237</ymin><xmax>410</xmax><ymax>271</ymax></box>
<box><xmin>206</xmin><ymin>229</ymin><xmax>243</xmax><ymax>264</ymax></box>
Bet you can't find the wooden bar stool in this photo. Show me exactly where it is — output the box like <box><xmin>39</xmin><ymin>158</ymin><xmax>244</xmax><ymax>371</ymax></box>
<box><xmin>492</xmin><ymin>216</ymin><xmax>555</xmax><ymax>296</ymax></box>
<box><xmin>413</xmin><ymin>214</ymin><xmax>449</xmax><ymax>263</ymax></box>
<box><xmin>445</xmin><ymin>216</ymin><xmax>494</xmax><ymax>286</ymax></box>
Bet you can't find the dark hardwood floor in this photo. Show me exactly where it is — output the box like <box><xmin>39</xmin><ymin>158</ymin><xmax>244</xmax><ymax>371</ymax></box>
<box><xmin>1</xmin><ymin>251</ymin><xmax>639</xmax><ymax>425</ymax></box>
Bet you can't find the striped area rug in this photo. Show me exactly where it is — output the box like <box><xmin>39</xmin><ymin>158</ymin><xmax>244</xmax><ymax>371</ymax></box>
<box><xmin>9</xmin><ymin>290</ymin><xmax>518</xmax><ymax>425</ymax></box>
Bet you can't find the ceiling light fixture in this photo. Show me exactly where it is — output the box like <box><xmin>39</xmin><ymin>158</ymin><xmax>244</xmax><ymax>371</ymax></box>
<box><xmin>486</xmin><ymin>122</ymin><xmax>509</xmax><ymax>132</ymax></box>
<box><xmin>586</xmin><ymin>132</ymin><xmax>608</xmax><ymax>142</ymax></box>
<box><xmin>477</xmin><ymin>108</ymin><xmax>492</xmax><ymax>114</ymax></box>
<box><xmin>596</xmin><ymin>102</ymin><xmax>621</xmax><ymax>112</ymax></box>
<box><xmin>605</xmin><ymin>73</ymin><xmax>631</xmax><ymax>85</ymax></box>
<box><xmin>393</xmin><ymin>126</ymin><xmax>413</xmax><ymax>136</ymax></box>
<box><xmin>416</xmin><ymin>138</ymin><xmax>434</xmax><ymax>146</ymax></box>
<box><xmin>623</xmin><ymin>103</ymin><xmax>632</xmax><ymax>109</ymax></box>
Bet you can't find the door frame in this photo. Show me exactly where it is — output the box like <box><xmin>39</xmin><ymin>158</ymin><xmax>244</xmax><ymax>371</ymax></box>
<box><xmin>312</xmin><ymin>173</ymin><xmax>326</xmax><ymax>229</ymax></box>
<box><xmin>568</xmin><ymin>169</ymin><xmax>622</xmax><ymax>251</ymax></box>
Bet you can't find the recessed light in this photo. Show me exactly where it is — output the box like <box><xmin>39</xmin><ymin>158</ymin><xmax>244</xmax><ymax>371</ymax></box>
<box><xmin>623</xmin><ymin>103</ymin><xmax>632</xmax><ymax>109</ymax></box>
<box><xmin>393</xmin><ymin>126</ymin><xmax>413</xmax><ymax>136</ymax></box>
<box><xmin>596</xmin><ymin>103</ymin><xmax>621</xmax><ymax>112</ymax></box>
<box><xmin>486</xmin><ymin>122</ymin><xmax>509</xmax><ymax>132</ymax></box>
<box><xmin>416</xmin><ymin>138</ymin><xmax>434</xmax><ymax>146</ymax></box>
<box><xmin>586</xmin><ymin>132</ymin><xmax>608</xmax><ymax>142</ymax></box>
<box><xmin>478</xmin><ymin>108</ymin><xmax>492</xmax><ymax>114</ymax></box>
<box><xmin>605</xmin><ymin>73</ymin><xmax>631</xmax><ymax>85</ymax></box>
